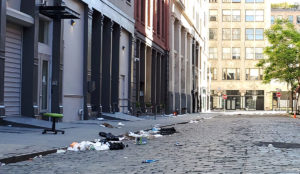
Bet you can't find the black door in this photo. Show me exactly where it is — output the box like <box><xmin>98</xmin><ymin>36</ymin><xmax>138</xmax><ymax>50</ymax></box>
<box><xmin>256</xmin><ymin>96</ymin><xmax>264</xmax><ymax>110</ymax></box>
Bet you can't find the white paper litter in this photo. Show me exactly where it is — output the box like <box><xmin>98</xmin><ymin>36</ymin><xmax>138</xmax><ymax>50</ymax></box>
<box><xmin>189</xmin><ymin>120</ymin><xmax>199</xmax><ymax>123</ymax></box>
<box><xmin>118</xmin><ymin>122</ymin><xmax>125</xmax><ymax>126</ymax></box>
<box><xmin>97</xmin><ymin>118</ymin><xmax>104</xmax><ymax>121</ymax></box>
<box><xmin>56</xmin><ymin>149</ymin><xmax>66</xmax><ymax>154</ymax></box>
<box><xmin>67</xmin><ymin>141</ymin><xmax>110</xmax><ymax>151</ymax></box>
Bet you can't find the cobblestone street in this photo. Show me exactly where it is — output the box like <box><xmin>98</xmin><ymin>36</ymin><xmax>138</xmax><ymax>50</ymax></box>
<box><xmin>1</xmin><ymin>114</ymin><xmax>300</xmax><ymax>174</ymax></box>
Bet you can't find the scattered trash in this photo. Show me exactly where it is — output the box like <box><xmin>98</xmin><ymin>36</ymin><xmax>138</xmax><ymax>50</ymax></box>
<box><xmin>175</xmin><ymin>142</ymin><xmax>183</xmax><ymax>146</ymax></box>
<box><xmin>153</xmin><ymin>134</ymin><xmax>163</xmax><ymax>138</ymax></box>
<box><xmin>189</xmin><ymin>120</ymin><xmax>199</xmax><ymax>124</ymax></box>
<box><xmin>7</xmin><ymin>125</ymin><xmax>12</xmax><ymax>127</ymax></box>
<box><xmin>33</xmin><ymin>155</ymin><xmax>42</xmax><ymax>159</ymax></box>
<box><xmin>107</xmin><ymin>141</ymin><xmax>125</xmax><ymax>150</ymax></box>
<box><xmin>268</xmin><ymin>144</ymin><xmax>274</xmax><ymax>148</ymax></box>
<box><xmin>0</xmin><ymin>162</ymin><xmax>5</xmax><ymax>166</ymax></box>
<box><xmin>56</xmin><ymin>149</ymin><xmax>66</xmax><ymax>154</ymax></box>
<box><xmin>118</xmin><ymin>122</ymin><xmax>125</xmax><ymax>126</ymax></box>
<box><xmin>67</xmin><ymin>141</ymin><xmax>110</xmax><ymax>151</ymax></box>
<box><xmin>159</xmin><ymin>127</ymin><xmax>176</xmax><ymax>135</ymax></box>
<box><xmin>97</xmin><ymin>118</ymin><xmax>104</xmax><ymax>121</ymax></box>
<box><xmin>101</xmin><ymin>123</ymin><xmax>114</xmax><ymax>128</ymax></box>
<box><xmin>124</xmin><ymin>157</ymin><xmax>128</xmax><ymax>159</ymax></box>
<box><xmin>204</xmin><ymin>117</ymin><xmax>213</xmax><ymax>120</ymax></box>
<box><xmin>99</xmin><ymin>132</ymin><xmax>120</xmax><ymax>141</ymax></box>
<box><xmin>142</xmin><ymin>160</ymin><xmax>158</xmax><ymax>163</ymax></box>
<box><xmin>70</xmin><ymin>142</ymin><xmax>79</xmax><ymax>148</ymax></box>
<box><xmin>136</xmin><ymin>137</ymin><xmax>148</xmax><ymax>145</ymax></box>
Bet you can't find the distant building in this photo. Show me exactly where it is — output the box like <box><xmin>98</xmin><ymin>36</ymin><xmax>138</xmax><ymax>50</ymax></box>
<box><xmin>133</xmin><ymin>0</ymin><xmax>169</xmax><ymax>114</ymax></box>
<box><xmin>168</xmin><ymin>0</ymin><xmax>209</xmax><ymax>114</ymax></box>
<box><xmin>271</xmin><ymin>7</ymin><xmax>300</xmax><ymax>32</ymax></box>
<box><xmin>208</xmin><ymin>0</ymin><xmax>289</xmax><ymax>111</ymax></box>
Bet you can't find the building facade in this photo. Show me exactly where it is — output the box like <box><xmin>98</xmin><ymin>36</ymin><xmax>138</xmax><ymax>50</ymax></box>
<box><xmin>0</xmin><ymin>0</ymin><xmax>135</xmax><ymax>121</ymax></box>
<box><xmin>271</xmin><ymin>7</ymin><xmax>300</xmax><ymax>33</ymax></box>
<box><xmin>208</xmin><ymin>0</ymin><xmax>289</xmax><ymax>111</ymax></box>
<box><xmin>133</xmin><ymin>0</ymin><xmax>169</xmax><ymax>114</ymax></box>
<box><xmin>168</xmin><ymin>0</ymin><xmax>209</xmax><ymax>114</ymax></box>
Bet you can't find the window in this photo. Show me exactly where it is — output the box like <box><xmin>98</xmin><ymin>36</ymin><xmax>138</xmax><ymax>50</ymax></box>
<box><xmin>246</xmin><ymin>47</ymin><xmax>264</xmax><ymax>59</ymax></box>
<box><xmin>39</xmin><ymin>19</ymin><xmax>49</xmax><ymax>44</ymax></box>
<box><xmin>255</xmin><ymin>48</ymin><xmax>264</xmax><ymax>59</ymax></box>
<box><xmin>223</xmin><ymin>68</ymin><xmax>240</xmax><ymax>80</ymax></box>
<box><xmin>271</xmin><ymin>16</ymin><xmax>275</xmax><ymax>24</ymax></box>
<box><xmin>141</xmin><ymin>0</ymin><xmax>145</xmax><ymax>23</ymax></box>
<box><xmin>209</xmin><ymin>10</ymin><xmax>218</xmax><ymax>21</ymax></box>
<box><xmin>232</xmin><ymin>28</ymin><xmax>240</xmax><ymax>40</ymax></box>
<box><xmin>255</xmin><ymin>10</ymin><xmax>264</xmax><ymax>22</ymax></box>
<box><xmin>232</xmin><ymin>0</ymin><xmax>241</xmax><ymax>2</ymax></box>
<box><xmin>246</xmin><ymin>48</ymin><xmax>254</xmax><ymax>59</ymax></box>
<box><xmin>209</xmin><ymin>0</ymin><xmax>218</xmax><ymax>3</ymax></box>
<box><xmin>288</xmin><ymin>16</ymin><xmax>293</xmax><ymax>23</ymax></box>
<box><xmin>222</xmin><ymin>10</ymin><xmax>231</xmax><ymax>22</ymax></box>
<box><xmin>297</xmin><ymin>16</ymin><xmax>300</xmax><ymax>24</ymax></box>
<box><xmin>222</xmin><ymin>0</ymin><xmax>231</xmax><ymax>2</ymax></box>
<box><xmin>209</xmin><ymin>68</ymin><xmax>217</xmax><ymax>80</ymax></box>
<box><xmin>232</xmin><ymin>10</ymin><xmax>240</xmax><ymax>22</ymax></box>
<box><xmin>209</xmin><ymin>47</ymin><xmax>218</xmax><ymax>59</ymax></box>
<box><xmin>246</xmin><ymin>69</ymin><xmax>263</xmax><ymax>80</ymax></box>
<box><xmin>246</xmin><ymin>0</ymin><xmax>263</xmax><ymax>2</ymax></box>
<box><xmin>223</xmin><ymin>28</ymin><xmax>231</xmax><ymax>40</ymax></box>
<box><xmin>209</xmin><ymin>28</ymin><xmax>217</xmax><ymax>40</ymax></box>
<box><xmin>255</xmin><ymin>28</ymin><xmax>264</xmax><ymax>40</ymax></box>
<box><xmin>246</xmin><ymin>10</ymin><xmax>254</xmax><ymax>22</ymax></box>
<box><xmin>277</xmin><ymin>15</ymin><xmax>283</xmax><ymax>20</ymax></box>
<box><xmin>232</xmin><ymin>48</ymin><xmax>240</xmax><ymax>59</ymax></box>
<box><xmin>222</xmin><ymin>48</ymin><xmax>231</xmax><ymax>59</ymax></box>
<box><xmin>246</xmin><ymin>29</ymin><xmax>254</xmax><ymax>40</ymax></box>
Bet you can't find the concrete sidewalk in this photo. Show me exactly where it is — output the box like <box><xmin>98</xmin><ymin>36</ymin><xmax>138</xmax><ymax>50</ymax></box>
<box><xmin>0</xmin><ymin>113</ymin><xmax>217</xmax><ymax>163</ymax></box>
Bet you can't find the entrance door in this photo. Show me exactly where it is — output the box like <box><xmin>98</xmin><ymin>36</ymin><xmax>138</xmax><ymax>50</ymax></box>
<box><xmin>39</xmin><ymin>59</ymin><xmax>51</xmax><ymax>113</ymax></box>
<box><xmin>256</xmin><ymin>96</ymin><xmax>264</xmax><ymax>110</ymax></box>
<box><xmin>226</xmin><ymin>97</ymin><xmax>237</xmax><ymax>110</ymax></box>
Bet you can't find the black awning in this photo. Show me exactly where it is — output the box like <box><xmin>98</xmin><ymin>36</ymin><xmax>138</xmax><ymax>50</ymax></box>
<box><xmin>39</xmin><ymin>6</ymin><xmax>80</xmax><ymax>19</ymax></box>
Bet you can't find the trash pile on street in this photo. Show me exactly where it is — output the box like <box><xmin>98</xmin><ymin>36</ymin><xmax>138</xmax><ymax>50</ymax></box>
<box><xmin>65</xmin><ymin>126</ymin><xmax>177</xmax><ymax>152</ymax></box>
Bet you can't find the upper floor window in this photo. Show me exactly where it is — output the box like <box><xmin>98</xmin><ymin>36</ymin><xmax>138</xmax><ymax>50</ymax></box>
<box><xmin>223</xmin><ymin>68</ymin><xmax>240</xmax><ymax>80</ymax></box>
<box><xmin>246</xmin><ymin>10</ymin><xmax>264</xmax><ymax>22</ymax></box>
<box><xmin>232</xmin><ymin>10</ymin><xmax>241</xmax><ymax>22</ymax></box>
<box><xmin>209</xmin><ymin>0</ymin><xmax>218</xmax><ymax>3</ymax></box>
<box><xmin>39</xmin><ymin>19</ymin><xmax>49</xmax><ymax>44</ymax></box>
<box><xmin>222</xmin><ymin>48</ymin><xmax>231</xmax><ymax>59</ymax></box>
<box><xmin>271</xmin><ymin>16</ymin><xmax>275</xmax><ymax>24</ymax></box>
<box><xmin>246</xmin><ymin>28</ymin><xmax>264</xmax><ymax>40</ymax></box>
<box><xmin>232</xmin><ymin>47</ymin><xmax>240</xmax><ymax>59</ymax></box>
<box><xmin>223</xmin><ymin>0</ymin><xmax>240</xmax><ymax>2</ymax></box>
<box><xmin>297</xmin><ymin>16</ymin><xmax>300</xmax><ymax>24</ymax></box>
<box><xmin>209</xmin><ymin>68</ymin><xmax>218</xmax><ymax>80</ymax></box>
<box><xmin>288</xmin><ymin>16</ymin><xmax>293</xmax><ymax>23</ymax></box>
<box><xmin>209</xmin><ymin>28</ymin><xmax>218</xmax><ymax>40</ymax></box>
<box><xmin>246</xmin><ymin>0</ymin><xmax>264</xmax><ymax>2</ymax></box>
<box><xmin>222</xmin><ymin>0</ymin><xmax>231</xmax><ymax>2</ymax></box>
<box><xmin>209</xmin><ymin>10</ymin><xmax>218</xmax><ymax>21</ymax></box>
<box><xmin>246</xmin><ymin>47</ymin><xmax>264</xmax><ymax>59</ymax></box>
<box><xmin>222</xmin><ymin>28</ymin><xmax>231</xmax><ymax>40</ymax></box>
<box><xmin>223</xmin><ymin>10</ymin><xmax>231</xmax><ymax>22</ymax></box>
<box><xmin>209</xmin><ymin>47</ymin><xmax>218</xmax><ymax>59</ymax></box>
<box><xmin>255</xmin><ymin>29</ymin><xmax>264</xmax><ymax>40</ymax></box>
<box><xmin>232</xmin><ymin>28</ymin><xmax>241</xmax><ymax>40</ymax></box>
<box><xmin>246</xmin><ymin>69</ymin><xmax>263</xmax><ymax>80</ymax></box>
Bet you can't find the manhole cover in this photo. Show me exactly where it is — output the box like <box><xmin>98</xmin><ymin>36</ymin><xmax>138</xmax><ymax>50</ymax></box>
<box><xmin>254</xmin><ymin>142</ymin><xmax>300</xmax><ymax>148</ymax></box>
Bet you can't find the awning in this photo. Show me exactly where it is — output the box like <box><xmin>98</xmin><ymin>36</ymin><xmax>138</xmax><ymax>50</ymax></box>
<box><xmin>39</xmin><ymin>6</ymin><xmax>80</xmax><ymax>19</ymax></box>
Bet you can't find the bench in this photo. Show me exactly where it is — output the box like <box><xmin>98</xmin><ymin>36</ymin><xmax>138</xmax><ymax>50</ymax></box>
<box><xmin>42</xmin><ymin>113</ymin><xmax>65</xmax><ymax>134</ymax></box>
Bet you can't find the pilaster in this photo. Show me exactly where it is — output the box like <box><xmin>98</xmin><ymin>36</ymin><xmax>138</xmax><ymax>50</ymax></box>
<box><xmin>0</xmin><ymin>0</ymin><xmax>6</xmax><ymax>116</ymax></box>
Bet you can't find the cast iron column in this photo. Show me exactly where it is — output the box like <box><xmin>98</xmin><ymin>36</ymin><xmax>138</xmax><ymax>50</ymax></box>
<box><xmin>21</xmin><ymin>0</ymin><xmax>39</xmax><ymax>117</ymax></box>
<box><xmin>111</xmin><ymin>25</ymin><xmax>121</xmax><ymax>112</ymax></box>
<box><xmin>0</xmin><ymin>0</ymin><xmax>6</xmax><ymax>116</ymax></box>
<box><xmin>83</xmin><ymin>7</ymin><xmax>93</xmax><ymax>119</ymax></box>
<box><xmin>91</xmin><ymin>11</ymin><xmax>104</xmax><ymax>115</ymax></box>
<box><xmin>101</xmin><ymin>19</ymin><xmax>114</xmax><ymax>113</ymax></box>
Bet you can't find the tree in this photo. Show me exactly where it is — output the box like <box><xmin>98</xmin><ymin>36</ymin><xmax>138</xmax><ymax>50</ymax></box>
<box><xmin>257</xmin><ymin>19</ymin><xmax>300</xmax><ymax>113</ymax></box>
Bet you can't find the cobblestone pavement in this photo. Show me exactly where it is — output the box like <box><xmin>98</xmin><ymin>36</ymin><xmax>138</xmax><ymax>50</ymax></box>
<box><xmin>1</xmin><ymin>114</ymin><xmax>300</xmax><ymax>174</ymax></box>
